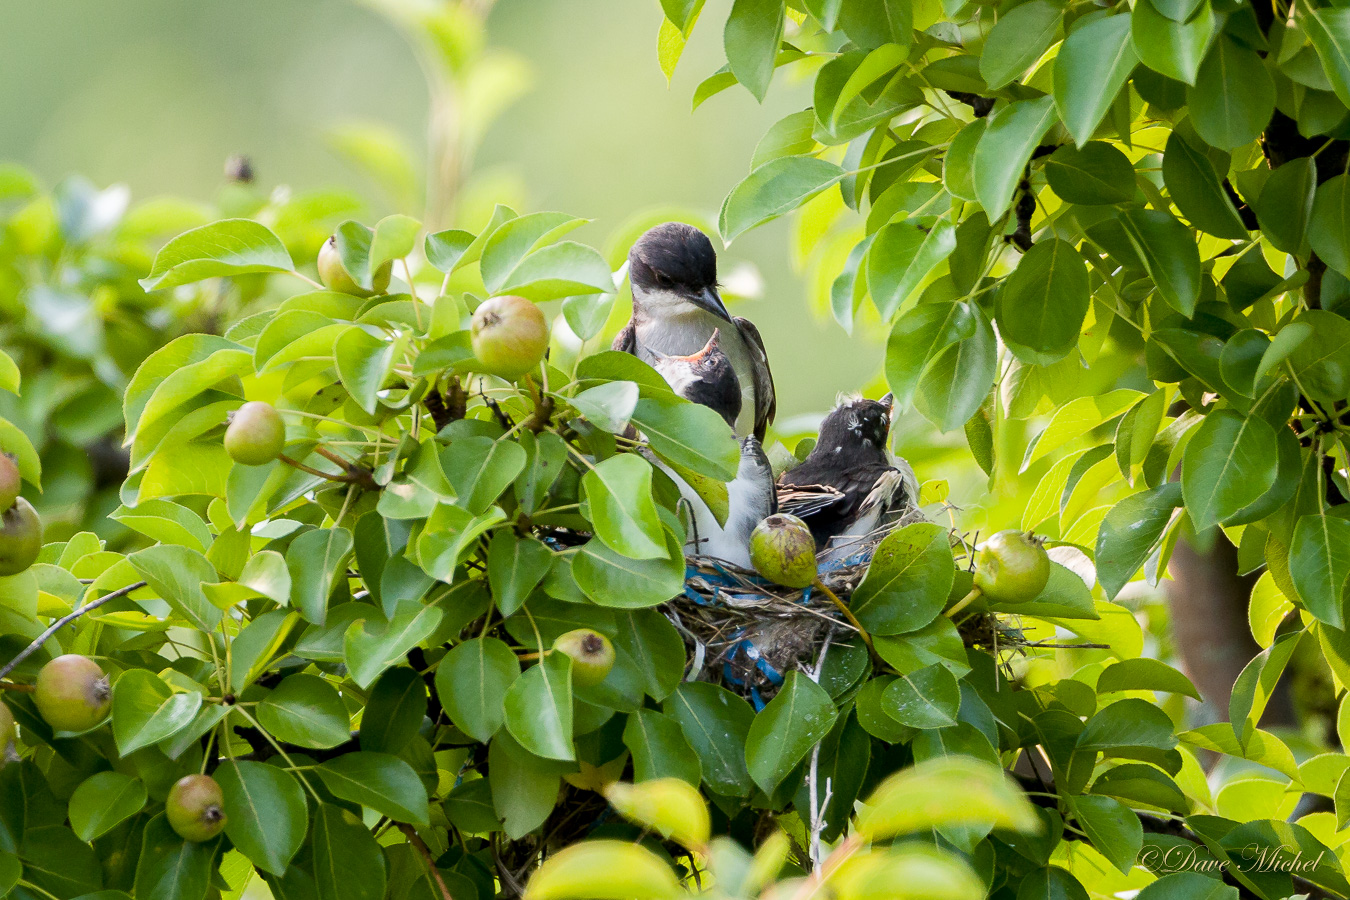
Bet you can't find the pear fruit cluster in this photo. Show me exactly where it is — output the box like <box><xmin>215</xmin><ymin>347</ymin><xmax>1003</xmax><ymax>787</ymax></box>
<box><xmin>0</xmin><ymin>453</ymin><xmax>39</xmax><ymax>577</ymax></box>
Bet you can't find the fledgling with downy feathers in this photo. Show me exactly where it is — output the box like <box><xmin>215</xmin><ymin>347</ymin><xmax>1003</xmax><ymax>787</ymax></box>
<box><xmin>776</xmin><ymin>394</ymin><xmax>919</xmax><ymax>561</ymax></box>
<box><xmin>645</xmin><ymin>332</ymin><xmax>776</xmax><ymax>568</ymax></box>
<box><xmin>613</xmin><ymin>222</ymin><xmax>776</xmax><ymax>441</ymax></box>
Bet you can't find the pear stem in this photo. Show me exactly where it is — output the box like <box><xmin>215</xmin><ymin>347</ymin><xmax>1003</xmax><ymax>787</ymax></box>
<box><xmin>944</xmin><ymin>586</ymin><xmax>982</xmax><ymax>619</ymax></box>
<box><xmin>811</xmin><ymin>579</ymin><xmax>875</xmax><ymax>658</ymax></box>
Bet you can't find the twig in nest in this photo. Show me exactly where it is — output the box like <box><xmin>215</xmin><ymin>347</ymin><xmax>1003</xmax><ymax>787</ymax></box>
<box><xmin>0</xmin><ymin>581</ymin><xmax>148</xmax><ymax>681</ymax></box>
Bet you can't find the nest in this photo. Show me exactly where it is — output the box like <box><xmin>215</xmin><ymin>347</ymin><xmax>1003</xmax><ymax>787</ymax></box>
<box><xmin>663</xmin><ymin>510</ymin><xmax>1036</xmax><ymax>706</ymax></box>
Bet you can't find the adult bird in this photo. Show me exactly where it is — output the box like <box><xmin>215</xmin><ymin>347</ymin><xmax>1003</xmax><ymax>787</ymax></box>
<box><xmin>776</xmin><ymin>394</ymin><xmax>919</xmax><ymax>559</ymax></box>
<box><xmin>614</xmin><ymin>222</ymin><xmax>776</xmax><ymax>440</ymax></box>
<box><xmin>647</xmin><ymin>333</ymin><xmax>776</xmax><ymax>568</ymax></box>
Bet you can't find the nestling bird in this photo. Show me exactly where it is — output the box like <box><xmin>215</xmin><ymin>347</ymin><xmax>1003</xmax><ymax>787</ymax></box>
<box><xmin>776</xmin><ymin>394</ymin><xmax>918</xmax><ymax>558</ymax></box>
<box><xmin>614</xmin><ymin>222</ymin><xmax>776</xmax><ymax>440</ymax></box>
<box><xmin>646</xmin><ymin>334</ymin><xmax>776</xmax><ymax>568</ymax></box>
<box><xmin>650</xmin><ymin>329</ymin><xmax>741</xmax><ymax>429</ymax></box>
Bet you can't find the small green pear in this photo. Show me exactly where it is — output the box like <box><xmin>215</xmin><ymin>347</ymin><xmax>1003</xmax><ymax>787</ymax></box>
<box><xmin>166</xmin><ymin>774</ymin><xmax>227</xmax><ymax>842</ymax></box>
<box><xmin>34</xmin><ymin>654</ymin><xmax>111</xmax><ymax>732</ymax></box>
<box><xmin>973</xmin><ymin>530</ymin><xmax>1051</xmax><ymax>603</ymax></box>
<box><xmin>552</xmin><ymin>629</ymin><xmax>615</xmax><ymax>687</ymax></box>
<box><xmin>749</xmin><ymin>514</ymin><xmax>817</xmax><ymax>589</ymax></box>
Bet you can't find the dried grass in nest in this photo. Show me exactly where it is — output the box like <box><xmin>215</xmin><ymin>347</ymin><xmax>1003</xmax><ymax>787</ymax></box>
<box><xmin>664</xmin><ymin>512</ymin><xmax>1047</xmax><ymax>703</ymax></box>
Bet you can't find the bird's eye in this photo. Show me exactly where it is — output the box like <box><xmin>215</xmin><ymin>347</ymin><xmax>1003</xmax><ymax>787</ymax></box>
<box><xmin>652</xmin><ymin>271</ymin><xmax>670</xmax><ymax>288</ymax></box>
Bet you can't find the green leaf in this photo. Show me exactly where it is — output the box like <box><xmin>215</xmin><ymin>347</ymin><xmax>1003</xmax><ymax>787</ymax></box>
<box><xmin>724</xmin><ymin>0</ymin><xmax>786</xmax><ymax>102</ymax></box>
<box><xmin>1118</xmin><ymin>208</ymin><xmax>1203</xmax><ymax>316</ymax></box>
<box><xmin>856</xmin><ymin>756</ymin><xmax>1040</xmax><ymax>839</ymax></box>
<box><xmin>489</xmin><ymin>733</ymin><xmax>562</xmax><ymax>839</ymax></box>
<box><xmin>571</xmin><ymin>381</ymin><xmax>640</xmax><ymax>434</ymax></box>
<box><xmin>913</xmin><ymin>305</ymin><xmax>997</xmax><ymax>433</ymax></box>
<box><xmin>720</xmin><ymin>157</ymin><xmax>845</xmax><ymax>242</ymax></box>
<box><xmin>1070</xmin><ymin>794</ymin><xmax>1143</xmax><ymax>874</ymax></box>
<box><xmin>996</xmin><ymin>238</ymin><xmax>1091</xmax><ymax>363</ymax></box>
<box><xmin>68</xmin><ymin>772</ymin><xmax>146</xmax><ymax>842</ymax></box>
<box><xmin>631</xmin><ymin>394</ymin><xmax>740</xmax><ymax>481</ymax></box>
<box><xmin>1290</xmin><ymin>513</ymin><xmax>1350</xmax><ymax>628</ymax></box>
<box><xmin>1229</xmin><ymin>631</ymin><xmax>1302</xmax><ymax>745</ymax></box>
<box><xmin>311</xmin><ymin>804</ymin><xmax>387</xmax><ymax>900</ymax></box>
<box><xmin>1303</xmin><ymin>2</ymin><xmax>1350</xmax><ymax>109</ymax></box>
<box><xmin>745</xmin><ymin>672</ymin><xmax>838</xmax><ymax>794</ymax></box>
<box><xmin>497</xmin><ymin>242</ymin><xmax>616</xmax><ymax>301</ymax></box>
<box><xmin>1188</xmin><ymin>36</ymin><xmax>1275</xmax><ymax>151</ymax></box>
<box><xmin>666</xmin><ymin>682</ymin><xmax>755</xmax><ymax>797</ymax></box>
<box><xmin>111</xmin><ymin>670</ymin><xmax>201</xmax><ymax>754</ymax></box>
<box><xmin>623</xmin><ymin>709</ymin><xmax>703</xmax><ymax>785</ymax></box>
<box><xmin>1255</xmin><ymin>158</ymin><xmax>1315</xmax><ymax>255</ymax></box>
<box><xmin>503</xmin><ymin>652</ymin><xmax>575</xmax><ymax>761</ymax></box>
<box><xmin>360</xmin><ymin>667</ymin><xmax>427</xmax><ymax>754</ymax></box>
<box><xmin>256</xmin><ymin>672</ymin><xmax>351</xmax><ymax>749</ymax></box>
<box><xmin>334</xmin><ymin>326</ymin><xmax>398</xmax><ymax>415</ymax></box>
<box><xmin>215</xmin><ymin>760</ymin><xmax>307</xmax><ymax>876</ymax></box>
<box><xmin>867</xmin><ymin>220</ymin><xmax>957</xmax><ymax>320</ymax></box>
<box><xmin>436</xmin><ymin>637</ymin><xmax>520</xmax><ymax>743</ymax></box>
<box><xmin>1095</xmin><ymin>482</ymin><xmax>1183</xmax><ymax>600</ymax></box>
<box><xmin>980</xmin><ymin>0</ymin><xmax>1060</xmax><ymax>89</ymax></box>
<box><xmin>424</xmin><ymin>229</ymin><xmax>475</xmax><ymax>273</ymax></box>
<box><xmin>1310</xmin><ymin>174</ymin><xmax>1350</xmax><ymax>279</ymax></box>
<box><xmin>1180</xmin><ymin>409</ymin><xmax>1279</xmax><ymax>531</ymax></box>
<box><xmin>369</xmin><ymin>213</ymin><xmax>420</xmax><ymax>271</ymax></box>
<box><xmin>753</xmin><ymin>110</ymin><xmax>819</xmax><ymax>170</ymax></box>
<box><xmin>885</xmin><ymin>299</ymin><xmax>980</xmax><ymax>408</ymax></box>
<box><xmin>488</xmin><ymin>531</ymin><xmax>554</xmax><ymax>616</ymax></box>
<box><xmin>1162</xmin><ymin>130</ymin><xmax>1248</xmax><ymax>239</ymax></box>
<box><xmin>479</xmin><ymin>212</ymin><xmax>588</xmax><ymax>292</ymax></box>
<box><xmin>1136</xmin><ymin>873</ymin><xmax>1238</xmax><ymax>900</ymax></box>
<box><xmin>1078</xmin><ymin>698</ymin><xmax>1178</xmax><ymax>752</ymax></box>
<box><xmin>573</xmin><ymin>529</ymin><xmax>686</xmax><ymax>608</ymax></box>
<box><xmin>315</xmin><ymin>752</ymin><xmax>430</xmax><ymax>826</ymax></box>
<box><xmin>238</xmin><ymin>550</ymin><xmax>291</xmax><ymax>605</ymax></box>
<box><xmin>129</xmin><ymin>545</ymin><xmax>223</xmax><ymax>633</ymax></box>
<box><xmin>830</xmin><ymin>44</ymin><xmax>908</xmax><ymax>129</ymax></box>
<box><xmin>134</xmin><ymin>815</ymin><xmax>216</xmax><ymax>900</ymax></box>
<box><xmin>344</xmin><ymin>601</ymin><xmax>443</xmax><ymax>689</ymax></box>
<box><xmin>1054</xmin><ymin>15</ymin><xmax>1138</xmax><ymax>146</ymax></box>
<box><xmin>286</xmin><ymin>527</ymin><xmax>354</xmax><ymax>625</ymax></box>
<box><xmin>851</xmin><ymin>523</ymin><xmax>955</xmax><ymax>635</ymax></box>
<box><xmin>1132</xmin><ymin>0</ymin><xmax>1217</xmax><ymax>85</ymax></box>
<box><xmin>141</xmin><ymin>219</ymin><xmax>293</xmax><ymax>290</ymax></box>
<box><xmin>1096</xmin><ymin>657</ymin><xmax>1202</xmax><ymax>700</ymax></box>
<box><xmin>1044</xmin><ymin>142</ymin><xmax>1136</xmax><ymax>205</ymax></box>
<box><xmin>881</xmin><ymin>664</ymin><xmax>960</xmax><ymax>728</ymax></box>
<box><xmin>1017</xmin><ymin>868</ymin><xmax>1089</xmax><ymax>900</ymax></box>
<box><xmin>442</xmin><ymin>437</ymin><xmax>528</xmax><ymax>515</ymax></box>
<box><xmin>839</xmin><ymin>0</ymin><xmax>911</xmax><ymax>49</ymax></box>
<box><xmin>110</xmin><ymin>499</ymin><xmax>212</xmax><ymax>555</ymax></box>
<box><xmin>973</xmin><ymin>95</ymin><xmax>1058</xmax><ymax>219</ymax></box>
<box><xmin>583</xmin><ymin>454</ymin><xmax>668</xmax><ymax>560</ymax></box>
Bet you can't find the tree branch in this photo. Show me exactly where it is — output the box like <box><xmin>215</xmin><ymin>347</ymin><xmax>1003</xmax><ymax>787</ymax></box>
<box><xmin>0</xmin><ymin>581</ymin><xmax>148</xmax><ymax>681</ymax></box>
<box><xmin>398</xmin><ymin>823</ymin><xmax>456</xmax><ymax>900</ymax></box>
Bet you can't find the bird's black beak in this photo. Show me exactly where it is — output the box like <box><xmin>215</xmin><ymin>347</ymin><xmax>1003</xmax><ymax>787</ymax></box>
<box><xmin>692</xmin><ymin>285</ymin><xmax>733</xmax><ymax>323</ymax></box>
<box><xmin>879</xmin><ymin>392</ymin><xmax>894</xmax><ymax>412</ymax></box>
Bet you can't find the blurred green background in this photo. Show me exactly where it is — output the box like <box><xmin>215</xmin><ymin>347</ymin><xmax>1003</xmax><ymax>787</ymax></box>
<box><xmin>0</xmin><ymin>0</ymin><xmax>887</xmax><ymax>425</ymax></box>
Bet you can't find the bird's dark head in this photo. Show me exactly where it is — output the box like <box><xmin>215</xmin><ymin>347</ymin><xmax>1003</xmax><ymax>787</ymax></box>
<box><xmin>816</xmin><ymin>394</ymin><xmax>894</xmax><ymax>457</ymax></box>
<box><xmin>651</xmin><ymin>329</ymin><xmax>742</xmax><ymax>428</ymax></box>
<box><xmin>628</xmin><ymin>222</ymin><xmax>730</xmax><ymax>321</ymax></box>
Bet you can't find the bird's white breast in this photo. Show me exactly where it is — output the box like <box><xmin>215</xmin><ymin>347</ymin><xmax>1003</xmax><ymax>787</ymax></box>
<box><xmin>635</xmin><ymin>306</ymin><xmax>758</xmax><ymax>435</ymax></box>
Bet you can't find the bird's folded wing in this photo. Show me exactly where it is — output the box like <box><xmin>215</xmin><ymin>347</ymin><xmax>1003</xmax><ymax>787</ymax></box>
<box><xmin>775</xmin><ymin>482</ymin><xmax>847</xmax><ymax>518</ymax></box>
<box><xmin>733</xmin><ymin>316</ymin><xmax>776</xmax><ymax>440</ymax></box>
<box><xmin>611</xmin><ymin>320</ymin><xmax>637</xmax><ymax>354</ymax></box>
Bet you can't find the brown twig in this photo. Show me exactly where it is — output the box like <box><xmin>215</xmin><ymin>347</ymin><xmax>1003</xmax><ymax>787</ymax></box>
<box><xmin>0</xmin><ymin>581</ymin><xmax>148</xmax><ymax>681</ymax></box>
<box><xmin>279</xmin><ymin>448</ymin><xmax>379</xmax><ymax>491</ymax></box>
<box><xmin>522</xmin><ymin>375</ymin><xmax>555</xmax><ymax>434</ymax></box>
<box><xmin>398</xmin><ymin>823</ymin><xmax>455</xmax><ymax>900</ymax></box>
<box><xmin>0</xmin><ymin>682</ymin><xmax>34</xmax><ymax>693</ymax></box>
